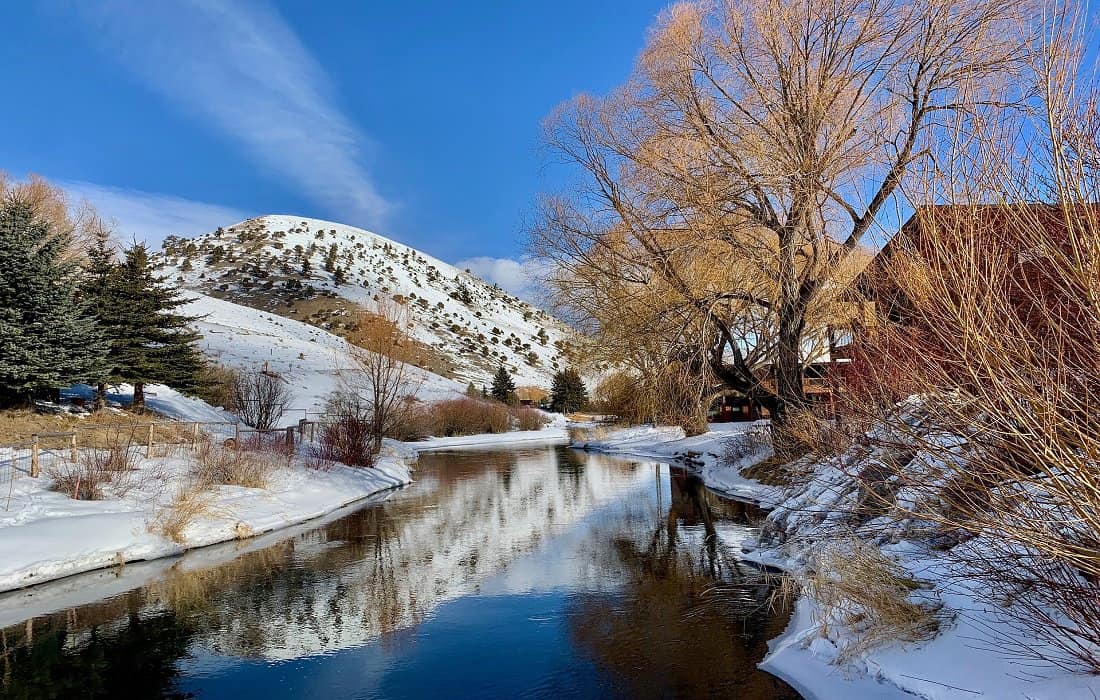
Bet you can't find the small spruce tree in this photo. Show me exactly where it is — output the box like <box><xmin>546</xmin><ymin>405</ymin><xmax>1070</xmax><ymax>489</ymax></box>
<box><xmin>550</xmin><ymin>368</ymin><xmax>589</xmax><ymax>413</ymax></box>
<box><xmin>490</xmin><ymin>366</ymin><xmax>517</xmax><ymax>405</ymax></box>
<box><xmin>465</xmin><ymin>381</ymin><xmax>480</xmax><ymax>399</ymax></box>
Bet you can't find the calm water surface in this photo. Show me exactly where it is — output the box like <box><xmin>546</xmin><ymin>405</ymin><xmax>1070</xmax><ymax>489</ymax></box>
<box><xmin>0</xmin><ymin>445</ymin><xmax>800</xmax><ymax>699</ymax></box>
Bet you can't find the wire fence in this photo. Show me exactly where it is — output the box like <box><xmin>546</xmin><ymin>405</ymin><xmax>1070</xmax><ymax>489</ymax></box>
<box><xmin>0</xmin><ymin>417</ymin><xmax>330</xmax><ymax>510</ymax></box>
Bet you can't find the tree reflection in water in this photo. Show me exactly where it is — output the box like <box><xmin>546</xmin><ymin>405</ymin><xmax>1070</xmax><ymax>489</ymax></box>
<box><xmin>568</xmin><ymin>471</ymin><xmax>800</xmax><ymax>699</ymax></box>
<box><xmin>0</xmin><ymin>448</ymin><xmax>797</xmax><ymax>699</ymax></box>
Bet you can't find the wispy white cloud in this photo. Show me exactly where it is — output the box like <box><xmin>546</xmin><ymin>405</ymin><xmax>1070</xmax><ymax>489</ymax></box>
<box><xmin>60</xmin><ymin>179</ymin><xmax>250</xmax><ymax>247</ymax></box>
<box><xmin>63</xmin><ymin>0</ymin><xmax>391</xmax><ymax>227</ymax></box>
<box><xmin>456</xmin><ymin>256</ymin><xmax>548</xmax><ymax>303</ymax></box>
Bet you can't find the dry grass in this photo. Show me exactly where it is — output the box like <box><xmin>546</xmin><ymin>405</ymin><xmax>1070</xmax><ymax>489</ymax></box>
<box><xmin>190</xmin><ymin>439</ymin><xmax>278</xmax><ymax>490</ymax></box>
<box><xmin>804</xmin><ymin>540</ymin><xmax>943</xmax><ymax>661</ymax></box>
<box><xmin>151</xmin><ymin>486</ymin><xmax>218</xmax><ymax>543</ymax></box>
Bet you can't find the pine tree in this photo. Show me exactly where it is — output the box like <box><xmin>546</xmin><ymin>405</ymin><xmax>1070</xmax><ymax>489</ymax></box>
<box><xmin>333</xmin><ymin>266</ymin><xmax>346</xmax><ymax>286</ymax></box>
<box><xmin>0</xmin><ymin>196</ymin><xmax>107</xmax><ymax>406</ymax></box>
<box><xmin>93</xmin><ymin>244</ymin><xmax>204</xmax><ymax>410</ymax></box>
<box><xmin>81</xmin><ymin>231</ymin><xmax>119</xmax><ymax>408</ymax></box>
<box><xmin>550</xmin><ymin>368</ymin><xmax>589</xmax><ymax>413</ymax></box>
<box><xmin>490</xmin><ymin>366</ymin><xmax>517</xmax><ymax>405</ymax></box>
<box><xmin>324</xmin><ymin>243</ymin><xmax>338</xmax><ymax>272</ymax></box>
<box><xmin>465</xmin><ymin>382</ymin><xmax>480</xmax><ymax>399</ymax></box>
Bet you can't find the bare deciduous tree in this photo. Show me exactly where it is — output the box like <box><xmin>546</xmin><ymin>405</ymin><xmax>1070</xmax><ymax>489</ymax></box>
<box><xmin>532</xmin><ymin>0</ymin><xmax>1036</xmax><ymax>450</ymax></box>
<box><xmin>337</xmin><ymin>300</ymin><xmax>424</xmax><ymax>452</ymax></box>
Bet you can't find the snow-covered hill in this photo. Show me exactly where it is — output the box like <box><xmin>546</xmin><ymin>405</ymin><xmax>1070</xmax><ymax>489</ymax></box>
<box><xmin>184</xmin><ymin>292</ymin><xmax>466</xmax><ymax>413</ymax></box>
<box><xmin>156</xmin><ymin>215</ymin><xmax>573</xmax><ymax>390</ymax></box>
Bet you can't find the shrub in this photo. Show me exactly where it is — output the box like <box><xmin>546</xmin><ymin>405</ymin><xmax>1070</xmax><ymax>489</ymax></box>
<box><xmin>804</xmin><ymin>539</ymin><xmax>944</xmax><ymax>661</ymax></box>
<box><xmin>314</xmin><ymin>391</ymin><xmax>375</xmax><ymax>467</ymax></box>
<box><xmin>431</xmin><ymin>398</ymin><xmax>510</xmax><ymax>436</ymax></box>
<box><xmin>510</xmin><ymin>407</ymin><xmax>549</xmax><ymax>431</ymax></box>
<box><xmin>152</xmin><ymin>486</ymin><xmax>216</xmax><ymax>543</ymax></box>
<box><xmin>190</xmin><ymin>439</ymin><xmax>277</xmax><ymax>489</ymax></box>
<box><xmin>191</xmin><ymin>363</ymin><xmax>238</xmax><ymax>410</ymax></box>
<box><xmin>232</xmin><ymin>370</ymin><xmax>291</xmax><ymax>430</ymax></box>
<box><xmin>47</xmin><ymin>434</ymin><xmax>141</xmax><ymax>500</ymax></box>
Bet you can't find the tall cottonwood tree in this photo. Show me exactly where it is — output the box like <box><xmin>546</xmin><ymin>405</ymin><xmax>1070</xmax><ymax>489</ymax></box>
<box><xmin>533</xmin><ymin>0</ymin><xmax>1036</xmax><ymax>448</ymax></box>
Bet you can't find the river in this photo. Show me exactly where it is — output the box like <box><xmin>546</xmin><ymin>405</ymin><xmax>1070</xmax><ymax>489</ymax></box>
<box><xmin>0</xmin><ymin>444</ymin><xmax>800</xmax><ymax>699</ymax></box>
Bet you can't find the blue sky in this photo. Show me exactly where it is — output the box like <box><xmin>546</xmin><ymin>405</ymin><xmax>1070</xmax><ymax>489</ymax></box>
<box><xmin>0</xmin><ymin>1</ymin><xmax>668</xmax><ymax>294</ymax></box>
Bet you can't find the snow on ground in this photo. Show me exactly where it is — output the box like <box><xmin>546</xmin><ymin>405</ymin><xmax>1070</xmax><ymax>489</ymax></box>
<box><xmin>571</xmin><ymin>421</ymin><xmax>782</xmax><ymax>505</ymax></box>
<box><xmin>68</xmin><ymin>383</ymin><xmax>238</xmax><ymax>423</ymax></box>
<box><xmin>0</xmin><ymin>439</ymin><xmax>412</xmax><ymax>594</ymax></box>
<box><xmin>185</xmin><ymin>291</ymin><xmax>467</xmax><ymax>414</ymax></box>
<box><xmin>571</xmin><ymin>418</ymin><xmax>1100</xmax><ymax>700</ymax></box>
<box><xmin>410</xmin><ymin>412</ymin><xmax>569</xmax><ymax>451</ymax></box>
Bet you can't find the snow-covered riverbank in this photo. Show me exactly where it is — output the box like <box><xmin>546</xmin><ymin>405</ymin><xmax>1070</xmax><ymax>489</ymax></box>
<box><xmin>0</xmin><ymin>446</ymin><xmax>413</xmax><ymax>594</ymax></box>
<box><xmin>572</xmin><ymin>422</ymin><xmax>1100</xmax><ymax>700</ymax></box>
<box><xmin>571</xmin><ymin>421</ymin><xmax>782</xmax><ymax>505</ymax></box>
<box><xmin>0</xmin><ymin>409</ymin><xmax>572</xmax><ymax>596</ymax></box>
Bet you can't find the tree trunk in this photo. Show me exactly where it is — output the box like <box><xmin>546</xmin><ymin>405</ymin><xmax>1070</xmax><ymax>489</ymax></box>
<box><xmin>132</xmin><ymin>382</ymin><xmax>145</xmax><ymax>412</ymax></box>
<box><xmin>94</xmin><ymin>383</ymin><xmax>106</xmax><ymax>411</ymax></box>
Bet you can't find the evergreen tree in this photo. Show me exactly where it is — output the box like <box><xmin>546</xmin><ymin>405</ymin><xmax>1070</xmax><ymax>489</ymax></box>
<box><xmin>0</xmin><ymin>196</ymin><xmax>107</xmax><ymax>406</ymax></box>
<box><xmin>490</xmin><ymin>366</ymin><xmax>517</xmax><ymax>404</ymax></box>
<box><xmin>333</xmin><ymin>266</ymin><xmax>346</xmax><ymax>286</ymax></box>
<box><xmin>81</xmin><ymin>231</ymin><xmax>119</xmax><ymax>408</ymax></box>
<box><xmin>324</xmin><ymin>243</ymin><xmax>338</xmax><ymax>272</ymax></box>
<box><xmin>465</xmin><ymin>381</ymin><xmax>480</xmax><ymax>399</ymax></box>
<box><xmin>550</xmin><ymin>368</ymin><xmax>589</xmax><ymax>413</ymax></box>
<box><xmin>92</xmin><ymin>244</ymin><xmax>204</xmax><ymax>410</ymax></box>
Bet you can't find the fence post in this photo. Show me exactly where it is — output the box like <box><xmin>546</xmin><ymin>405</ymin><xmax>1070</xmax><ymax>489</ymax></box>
<box><xmin>30</xmin><ymin>435</ymin><xmax>39</xmax><ymax>478</ymax></box>
<box><xmin>285</xmin><ymin>426</ymin><xmax>295</xmax><ymax>448</ymax></box>
<box><xmin>146</xmin><ymin>424</ymin><xmax>155</xmax><ymax>459</ymax></box>
<box><xmin>69</xmin><ymin>433</ymin><xmax>77</xmax><ymax>463</ymax></box>
<box><xmin>192</xmin><ymin>422</ymin><xmax>200</xmax><ymax>447</ymax></box>
<box><xmin>298</xmin><ymin>419</ymin><xmax>308</xmax><ymax>442</ymax></box>
<box><xmin>234</xmin><ymin>423</ymin><xmax>241</xmax><ymax>445</ymax></box>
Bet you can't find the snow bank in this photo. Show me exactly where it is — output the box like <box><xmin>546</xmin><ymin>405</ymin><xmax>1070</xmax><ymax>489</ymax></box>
<box><xmin>0</xmin><ymin>441</ymin><xmax>413</xmax><ymax>594</ymax></box>
<box><xmin>572</xmin><ymin>421</ymin><xmax>781</xmax><ymax>504</ymax></box>
<box><xmin>572</xmin><ymin>416</ymin><xmax>1100</xmax><ymax>698</ymax></box>
<box><xmin>407</xmin><ymin>425</ymin><xmax>569</xmax><ymax>452</ymax></box>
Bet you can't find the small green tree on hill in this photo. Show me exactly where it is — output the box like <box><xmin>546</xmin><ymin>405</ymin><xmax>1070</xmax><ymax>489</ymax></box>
<box><xmin>465</xmin><ymin>382</ymin><xmax>480</xmax><ymax>399</ymax></box>
<box><xmin>550</xmin><ymin>368</ymin><xmax>589</xmax><ymax>413</ymax></box>
<box><xmin>0</xmin><ymin>196</ymin><xmax>107</xmax><ymax>406</ymax></box>
<box><xmin>490</xmin><ymin>366</ymin><xmax>517</xmax><ymax>405</ymax></box>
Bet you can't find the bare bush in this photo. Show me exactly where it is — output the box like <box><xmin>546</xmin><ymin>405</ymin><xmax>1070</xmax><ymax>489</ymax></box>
<box><xmin>47</xmin><ymin>433</ymin><xmax>141</xmax><ymax>500</ymax></box>
<box><xmin>232</xmin><ymin>370</ymin><xmax>291</xmax><ymax>430</ymax></box>
<box><xmin>721</xmin><ymin>424</ymin><xmax>773</xmax><ymax>467</ymax></box>
<box><xmin>314</xmin><ymin>391</ymin><xmax>375</xmax><ymax>468</ymax></box>
<box><xmin>430</xmin><ymin>398</ymin><xmax>510</xmax><ymax>436</ymax></box>
<box><xmin>511</xmin><ymin>407</ymin><xmax>549</xmax><ymax>431</ymax></box>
